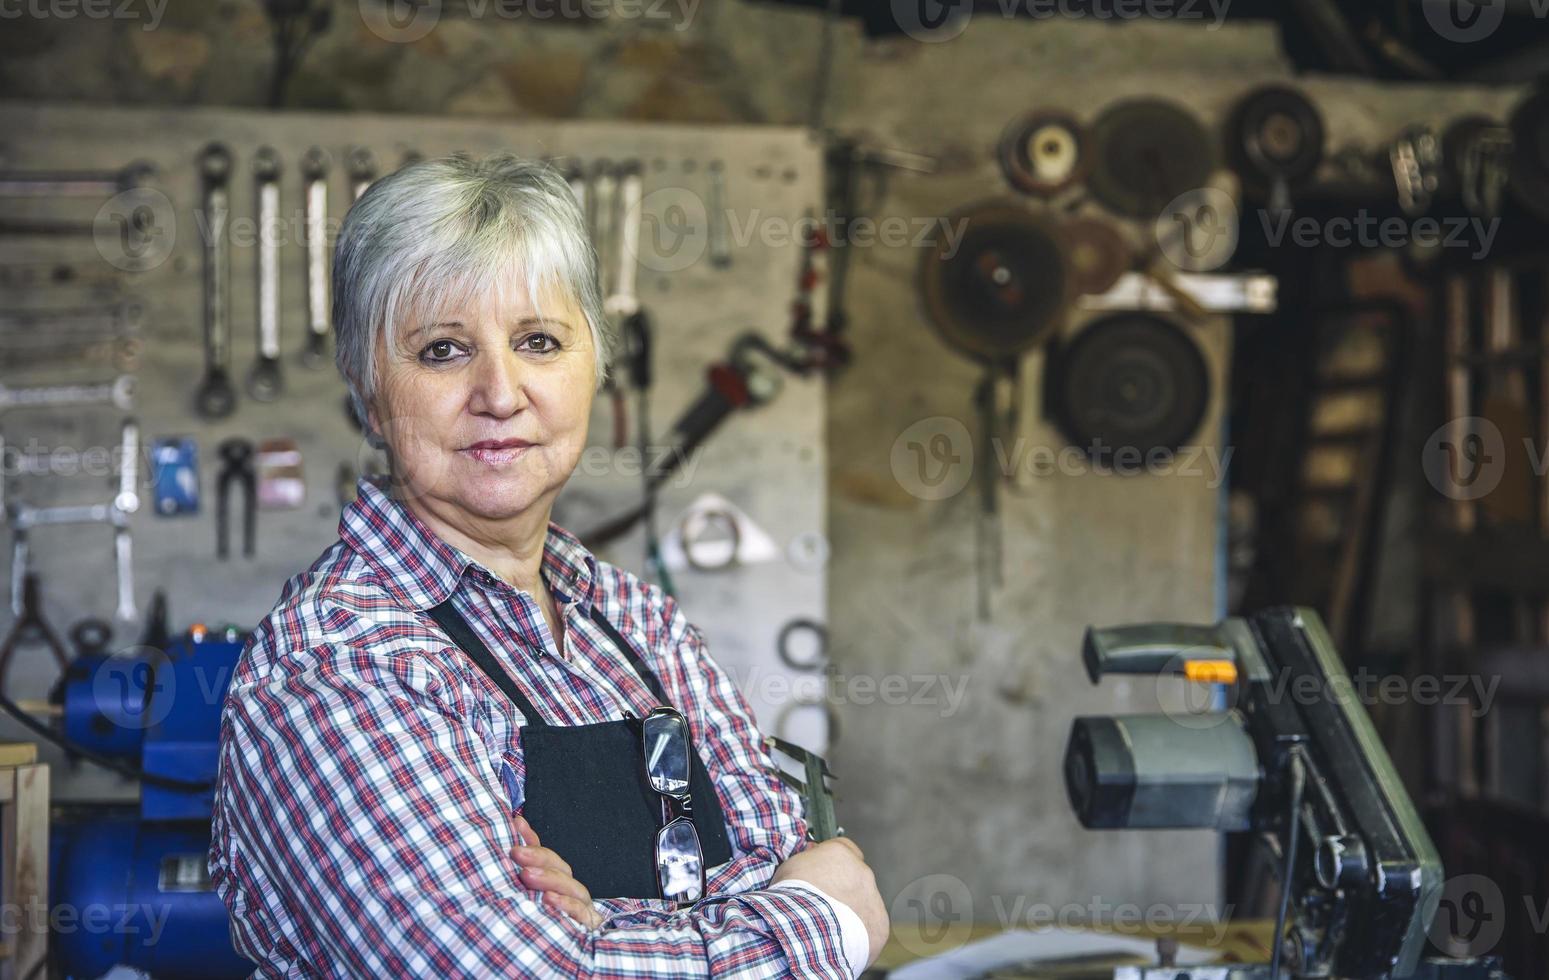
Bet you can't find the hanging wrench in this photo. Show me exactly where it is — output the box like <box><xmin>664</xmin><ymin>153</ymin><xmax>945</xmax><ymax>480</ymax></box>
<box><xmin>0</xmin><ymin>161</ymin><xmax>154</xmax><ymax>197</ymax></box>
<box><xmin>195</xmin><ymin>143</ymin><xmax>237</xmax><ymax>418</ymax></box>
<box><xmin>605</xmin><ymin>159</ymin><xmax>643</xmax><ymax>319</ymax></box>
<box><xmin>590</xmin><ymin>160</ymin><xmax>618</xmax><ymax>301</ymax></box>
<box><xmin>248</xmin><ymin>146</ymin><xmax>284</xmax><ymax>402</ymax></box>
<box><xmin>707</xmin><ymin>159</ymin><xmax>731</xmax><ymax>269</ymax></box>
<box><xmin>348</xmin><ymin>146</ymin><xmax>377</xmax><ymax>202</ymax></box>
<box><xmin>300</xmin><ymin>147</ymin><xmax>332</xmax><ymax>369</ymax></box>
<box><xmin>0</xmin><ymin>375</ymin><xmax>135</xmax><ymax>413</ymax></box>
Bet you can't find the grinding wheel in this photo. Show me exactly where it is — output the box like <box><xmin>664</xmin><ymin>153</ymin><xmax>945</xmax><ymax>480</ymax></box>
<box><xmin>998</xmin><ymin>110</ymin><xmax>1091</xmax><ymax>197</ymax></box>
<box><xmin>1045</xmin><ymin>313</ymin><xmax>1209</xmax><ymax>457</ymax></box>
<box><xmin>919</xmin><ymin>201</ymin><xmax>1068</xmax><ymax>362</ymax></box>
<box><xmin>1059</xmin><ymin>216</ymin><xmax>1130</xmax><ymax>297</ymax></box>
<box><xmin>1087</xmin><ymin>98</ymin><xmax>1216</xmax><ymax>220</ymax></box>
<box><xmin>1227</xmin><ymin>85</ymin><xmax>1325</xmax><ymax>190</ymax></box>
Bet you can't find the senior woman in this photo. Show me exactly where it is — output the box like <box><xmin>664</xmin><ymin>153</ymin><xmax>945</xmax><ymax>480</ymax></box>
<box><xmin>208</xmin><ymin>155</ymin><xmax>886</xmax><ymax>978</ymax></box>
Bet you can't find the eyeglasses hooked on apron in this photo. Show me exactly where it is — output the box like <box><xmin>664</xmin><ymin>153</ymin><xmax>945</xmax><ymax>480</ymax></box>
<box><xmin>428</xmin><ymin>600</ymin><xmax>735</xmax><ymax>904</ymax></box>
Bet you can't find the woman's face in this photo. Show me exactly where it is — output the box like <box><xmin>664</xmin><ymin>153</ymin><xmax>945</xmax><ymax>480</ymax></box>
<box><xmin>367</xmin><ymin>278</ymin><xmax>596</xmax><ymax>529</ymax></box>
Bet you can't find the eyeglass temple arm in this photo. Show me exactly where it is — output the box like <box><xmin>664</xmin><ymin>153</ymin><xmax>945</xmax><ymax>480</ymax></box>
<box><xmin>763</xmin><ymin>735</ymin><xmax>841</xmax><ymax>842</ymax></box>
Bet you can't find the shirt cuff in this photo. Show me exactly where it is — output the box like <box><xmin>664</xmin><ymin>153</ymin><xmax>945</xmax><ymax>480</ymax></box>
<box><xmin>768</xmin><ymin>879</ymin><xmax>870</xmax><ymax>978</ymax></box>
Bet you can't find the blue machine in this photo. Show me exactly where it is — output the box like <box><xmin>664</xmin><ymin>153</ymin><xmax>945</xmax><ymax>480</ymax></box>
<box><xmin>51</xmin><ymin>627</ymin><xmax>253</xmax><ymax>979</ymax></box>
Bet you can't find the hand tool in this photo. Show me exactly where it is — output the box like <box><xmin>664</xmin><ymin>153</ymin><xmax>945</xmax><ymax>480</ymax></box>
<box><xmin>606</xmin><ymin>159</ymin><xmax>643</xmax><ymax>319</ymax></box>
<box><xmin>918</xmin><ymin>199</ymin><xmax>1068</xmax><ymax>362</ymax></box>
<box><xmin>763</xmin><ymin>734</ymin><xmax>841</xmax><ymax>842</ymax></box>
<box><xmin>0</xmin><ymin>574</ymin><xmax>71</xmax><ymax>690</ymax></box>
<box><xmin>997</xmin><ymin>109</ymin><xmax>1091</xmax><ymax>197</ymax></box>
<box><xmin>1059</xmin><ymin>215</ymin><xmax>1130</xmax><ymax>297</ymax></box>
<box><xmin>150</xmin><ymin>437</ymin><xmax>199</xmax><ymax>516</ymax></box>
<box><xmin>300</xmin><ymin>147</ymin><xmax>331</xmax><ymax>369</ymax></box>
<box><xmin>0</xmin><ymin>161</ymin><xmax>154</xmax><ymax>197</ymax></box>
<box><xmin>707</xmin><ymin>159</ymin><xmax>730</xmax><ymax>268</ymax></box>
<box><xmin>589</xmin><ymin>159</ymin><xmax>618</xmax><ymax>301</ymax></box>
<box><xmin>1086</xmin><ymin>98</ymin><xmax>1215</xmax><ymax>221</ymax></box>
<box><xmin>0</xmin><ymin>260</ymin><xmax>123</xmax><ymax>291</ymax></box>
<box><xmin>215</xmin><ymin>437</ymin><xmax>256</xmax><ymax>559</ymax></box>
<box><xmin>565</xmin><ymin>161</ymin><xmax>587</xmax><ymax>216</ymax></box>
<box><xmin>1442</xmin><ymin>114</ymin><xmax>1511</xmax><ymax>219</ymax></box>
<box><xmin>0</xmin><ymin>375</ymin><xmax>136</xmax><ymax>413</ymax></box>
<box><xmin>1388</xmin><ymin>125</ymin><xmax>1441</xmax><ymax>216</ymax></box>
<box><xmin>347</xmin><ymin>146</ymin><xmax>376</xmax><ymax>201</ymax></box>
<box><xmin>1043</xmin><ymin>312</ymin><xmax>1210</xmax><ymax>458</ymax></box>
<box><xmin>1226</xmin><ymin>85</ymin><xmax>1325</xmax><ymax>214</ymax></box>
<box><xmin>195</xmin><ymin>143</ymin><xmax>237</xmax><ymax>418</ymax></box>
<box><xmin>248</xmin><ymin>146</ymin><xmax>285</xmax><ymax>402</ymax></box>
<box><xmin>8</xmin><ymin>421</ymin><xmax>140</xmax><ymax>620</ymax></box>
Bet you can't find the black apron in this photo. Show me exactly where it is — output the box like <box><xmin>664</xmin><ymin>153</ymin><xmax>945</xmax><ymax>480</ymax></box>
<box><xmin>428</xmin><ymin>599</ymin><xmax>734</xmax><ymax>900</ymax></box>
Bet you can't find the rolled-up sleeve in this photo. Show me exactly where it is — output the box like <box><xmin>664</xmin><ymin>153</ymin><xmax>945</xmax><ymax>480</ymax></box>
<box><xmin>211</xmin><ymin>639</ymin><xmax>854</xmax><ymax>978</ymax></box>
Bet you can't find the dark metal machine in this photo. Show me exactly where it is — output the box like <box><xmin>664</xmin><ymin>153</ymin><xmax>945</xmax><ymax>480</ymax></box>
<box><xmin>1063</xmin><ymin>607</ymin><xmax>1505</xmax><ymax>980</ymax></box>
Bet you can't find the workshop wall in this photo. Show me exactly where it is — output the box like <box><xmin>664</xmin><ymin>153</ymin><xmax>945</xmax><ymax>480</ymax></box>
<box><xmin>1</xmin><ymin>0</ymin><xmax>1524</xmax><ymax>936</ymax></box>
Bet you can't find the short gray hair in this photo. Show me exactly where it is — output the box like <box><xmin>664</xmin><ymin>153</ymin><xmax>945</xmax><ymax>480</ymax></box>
<box><xmin>332</xmin><ymin>153</ymin><xmax>609</xmax><ymax>438</ymax></box>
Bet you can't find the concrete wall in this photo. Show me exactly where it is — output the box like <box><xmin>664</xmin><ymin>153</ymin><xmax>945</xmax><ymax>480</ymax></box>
<box><xmin>1</xmin><ymin>0</ymin><xmax>1525</xmax><ymax>939</ymax></box>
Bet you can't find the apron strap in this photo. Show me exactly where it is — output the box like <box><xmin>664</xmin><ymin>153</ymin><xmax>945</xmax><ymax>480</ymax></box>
<box><xmin>426</xmin><ymin>598</ymin><xmax>675</xmax><ymax>727</ymax></box>
<box><xmin>427</xmin><ymin>599</ymin><xmax>551</xmax><ymax>728</ymax></box>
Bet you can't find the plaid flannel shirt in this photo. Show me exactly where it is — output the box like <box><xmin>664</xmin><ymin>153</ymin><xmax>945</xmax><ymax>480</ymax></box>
<box><xmin>209</xmin><ymin>478</ymin><xmax>853</xmax><ymax>978</ymax></box>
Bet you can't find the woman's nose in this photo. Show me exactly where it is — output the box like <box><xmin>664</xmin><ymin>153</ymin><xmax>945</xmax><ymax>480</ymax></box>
<box><xmin>467</xmin><ymin>349</ymin><xmax>528</xmax><ymax>418</ymax></box>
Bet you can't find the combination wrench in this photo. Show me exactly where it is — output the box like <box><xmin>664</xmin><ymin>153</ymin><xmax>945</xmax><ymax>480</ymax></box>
<box><xmin>0</xmin><ymin>375</ymin><xmax>136</xmax><ymax>413</ymax></box>
<box><xmin>348</xmin><ymin>146</ymin><xmax>377</xmax><ymax>201</ymax></box>
<box><xmin>300</xmin><ymin>147</ymin><xmax>331</xmax><ymax>369</ymax></box>
<box><xmin>248</xmin><ymin>146</ymin><xmax>284</xmax><ymax>402</ymax></box>
<box><xmin>195</xmin><ymin>143</ymin><xmax>237</xmax><ymax>418</ymax></box>
<box><xmin>0</xmin><ymin>161</ymin><xmax>154</xmax><ymax>198</ymax></box>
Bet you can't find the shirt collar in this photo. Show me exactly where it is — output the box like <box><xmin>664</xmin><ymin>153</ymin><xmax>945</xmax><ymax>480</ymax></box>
<box><xmin>340</xmin><ymin>477</ymin><xmax>599</xmax><ymax>615</ymax></box>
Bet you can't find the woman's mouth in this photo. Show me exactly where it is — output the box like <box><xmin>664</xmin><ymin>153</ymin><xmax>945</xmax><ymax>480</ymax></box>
<box><xmin>460</xmin><ymin>439</ymin><xmax>533</xmax><ymax>466</ymax></box>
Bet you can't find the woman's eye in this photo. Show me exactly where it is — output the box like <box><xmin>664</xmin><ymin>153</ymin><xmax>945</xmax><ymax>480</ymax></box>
<box><xmin>421</xmin><ymin>339</ymin><xmax>464</xmax><ymax>363</ymax></box>
<box><xmin>520</xmin><ymin>333</ymin><xmax>559</xmax><ymax>353</ymax></box>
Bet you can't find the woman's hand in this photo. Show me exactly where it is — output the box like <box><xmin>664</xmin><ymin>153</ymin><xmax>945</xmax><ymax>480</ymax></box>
<box><xmin>772</xmin><ymin>837</ymin><xmax>890</xmax><ymax>967</ymax></box>
<box><xmin>511</xmin><ymin>812</ymin><xmax>604</xmax><ymax>930</ymax></box>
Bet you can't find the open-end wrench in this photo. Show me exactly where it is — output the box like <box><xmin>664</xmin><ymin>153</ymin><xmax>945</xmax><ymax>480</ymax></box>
<box><xmin>301</xmin><ymin>147</ymin><xmax>332</xmax><ymax>369</ymax></box>
<box><xmin>348</xmin><ymin>146</ymin><xmax>377</xmax><ymax>201</ymax></box>
<box><xmin>195</xmin><ymin>143</ymin><xmax>237</xmax><ymax>418</ymax></box>
<box><xmin>590</xmin><ymin>160</ymin><xmax>617</xmax><ymax>300</ymax></box>
<box><xmin>565</xmin><ymin>161</ymin><xmax>587</xmax><ymax>217</ymax></box>
<box><xmin>0</xmin><ymin>161</ymin><xmax>154</xmax><ymax>197</ymax></box>
<box><xmin>248</xmin><ymin>146</ymin><xmax>284</xmax><ymax>402</ymax></box>
<box><xmin>605</xmin><ymin>160</ymin><xmax>643</xmax><ymax>320</ymax></box>
<box><xmin>0</xmin><ymin>375</ymin><xmax>135</xmax><ymax>413</ymax></box>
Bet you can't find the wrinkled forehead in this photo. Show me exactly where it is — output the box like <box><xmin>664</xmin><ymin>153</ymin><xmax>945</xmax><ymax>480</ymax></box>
<box><xmin>386</xmin><ymin>251</ymin><xmax>585</xmax><ymax>346</ymax></box>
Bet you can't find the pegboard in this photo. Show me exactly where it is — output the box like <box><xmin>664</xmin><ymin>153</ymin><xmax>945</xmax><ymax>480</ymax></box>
<box><xmin>0</xmin><ymin>101</ymin><xmax>828</xmax><ymax>802</ymax></box>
